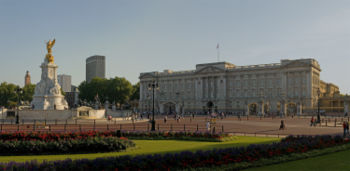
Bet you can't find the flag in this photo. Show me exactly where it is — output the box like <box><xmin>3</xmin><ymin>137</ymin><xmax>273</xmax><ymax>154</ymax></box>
<box><xmin>216</xmin><ymin>43</ymin><xmax>219</xmax><ymax>49</ymax></box>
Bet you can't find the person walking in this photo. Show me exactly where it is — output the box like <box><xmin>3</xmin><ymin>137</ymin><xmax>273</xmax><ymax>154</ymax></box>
<box><xmin>279</xmin><ymin>120</ymin><xmax>285</xmax><ymax>130</ymax></box>
<box><xmin>164</xmin><ymin>115</ymin><xmax>167</xmax><ymax>123</ymax></box>
<box><xmin>206</xmin><ymin>121</ymin><xmax>211</xmax><ymax>132</ymax></box>
<box><xmin>310</xmin><ymin>116</ymin><xmax>314</xmax><ymax>127</ymax></box>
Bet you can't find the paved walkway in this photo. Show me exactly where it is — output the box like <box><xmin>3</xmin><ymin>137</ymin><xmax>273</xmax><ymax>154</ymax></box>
<box><xmin>0</xmin><ymin>116</ymin><xmax>343</xmax><ymax>136</ymax></box>
<box><xmin>119</xmin><ymin>116</ymin><xmax>343</xmax><ymax>136</ymax></box>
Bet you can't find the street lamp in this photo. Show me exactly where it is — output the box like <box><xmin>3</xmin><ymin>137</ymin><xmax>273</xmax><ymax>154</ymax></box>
<box><xmin>148</xmin><ymin>81</ymin><xmax>159</xmax><ymax>131</ymax></box>
<box><xmin>15</xmin><ymin>88</ymin><xmax>22</xmax><ymax>124</ymax></box>
<box><xmin>317</xmin><ymin>88</ymin><xmax>321</xmax><ymax>123</ymax></box>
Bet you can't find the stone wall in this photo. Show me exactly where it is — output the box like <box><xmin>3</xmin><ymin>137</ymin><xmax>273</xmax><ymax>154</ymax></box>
<box><xmin>18</xmin><ymin>110</ymin><xmax>75</xmax><ymax>120</ymax></box>
<box><xmin>86</xmin><ymin>109</ymin><xmax>105</xmax><ymax>119</ymax></box>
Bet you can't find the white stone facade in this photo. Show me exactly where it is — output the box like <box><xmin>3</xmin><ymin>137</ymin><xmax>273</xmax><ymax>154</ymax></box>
<box><xmin>31</xmin><ymin>58</ymin><xmax>68</xmax><ymax>110</ymax></box>
<box><xmin>139</xmin><ymin>59</ymin><xmax>323</xmax><ymax>116</ymax></box>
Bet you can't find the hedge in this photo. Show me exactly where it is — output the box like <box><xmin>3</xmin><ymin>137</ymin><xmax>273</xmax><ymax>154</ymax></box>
<box><xmin>0</xmin><ymin>131</ymin><xmax>229</xmax><ymax>142</ymax></box>
<box><xmin>0</xmin><ymin>137</ymin><xmax>135</xmax><ymax>155</ymax></box>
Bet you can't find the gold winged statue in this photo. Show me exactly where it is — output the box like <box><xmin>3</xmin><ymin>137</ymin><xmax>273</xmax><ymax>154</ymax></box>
<box><xmin>45</xmin><ymin>39</ymin><xmax>55</xmax><ymax>63</ymax></box>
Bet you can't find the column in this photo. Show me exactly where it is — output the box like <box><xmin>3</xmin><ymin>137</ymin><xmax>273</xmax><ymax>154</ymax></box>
<box><xmin>246</xmin><ymin>104</ymin><xmax>250</xmax><ymax>115</ymax></box>
<box><xmin>175</xmin><ymin>103</ymin><xmax>180</xmax><ymax>114</ymax></box>
<box><xmin>280</xmin><ymin>101</ymin><xmax>286</xmax><ymax>117</ymax></box>
<box><xmin>297</xmin><ymin>102</ymin><xmax>303</xmax><ymax>116</ymax></box>
<box><xmin>140</xmin><ymin>82</ymin><xmax>143</xmax><ymax>100</ymax></box>
<box><xmin>281</xmin><ymin>72</ymin><xmax>287</xmax><ymax>96</ymax></box>
<box><xmin>345</xmin><ymin>101</ymin><xmax>349</xmax><ymax>115</ymax></box>
<box><xmin>160</xmin><ymin>104</ymin><xmax>164</xmax><ymax>114</ymax></box>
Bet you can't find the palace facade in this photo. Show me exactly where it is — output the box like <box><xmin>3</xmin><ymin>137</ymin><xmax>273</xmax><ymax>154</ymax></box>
<box><xmin>139</xmin><ymin>58</ymin><xmax>342</xmax><ymax>115</ymax></box>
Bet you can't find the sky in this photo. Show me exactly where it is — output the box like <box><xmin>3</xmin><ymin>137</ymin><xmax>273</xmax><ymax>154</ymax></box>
<box><xmin>1</xmin><ymin>0</ymin><xmax>350</xmax><ymax>92</ymax></box>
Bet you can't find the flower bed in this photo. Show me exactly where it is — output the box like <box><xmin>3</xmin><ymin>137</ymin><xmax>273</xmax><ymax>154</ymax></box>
<box><xmin>0</xmin><ymin>132</ymin><xmax>135</xmax><ymax>155</ymax></box>
<box><xmin>0</xmin><ymin>131</ymin><xmax>114</xmax><ymax>141</ymax></box>
<box><xmin>0</xmin><ymin>135</ymin><xmax>347</xmax><ymax>170</ymax></box>
<box><xmin>0</xmin><ymin>131</ymin><xmax>230</xmax><ymax>142</ymax></box>
<box><xmin>0</xmin><ymin>137</ymin><xmax>135</xmax><ymax>155</ymax></box>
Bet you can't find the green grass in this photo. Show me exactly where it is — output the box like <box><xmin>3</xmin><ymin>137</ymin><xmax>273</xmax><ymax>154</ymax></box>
<box><xmin>246</xmin><ymin>148</ymin><xmax>350</xmax><ymax>171</ymax></box>
<box><xmin>0</xmin><ymin>136</ymin><xmax>279</xmax><ymax>163</ymax></box>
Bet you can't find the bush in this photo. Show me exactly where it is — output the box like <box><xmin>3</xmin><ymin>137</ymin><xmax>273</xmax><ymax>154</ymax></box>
<box><xmin>0</xmin><ymin>137</ymin><xmax>135</xmax><ymax>155</ymax></box>
<box><xmin>0</xmin><ymin>131</ymin><xmax>229</xmax><ymax>142</ymax></box>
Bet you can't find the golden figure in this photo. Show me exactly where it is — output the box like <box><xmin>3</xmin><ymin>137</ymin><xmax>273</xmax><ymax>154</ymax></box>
<box><xmin>45</xmin><ymin>39</ymin><xmax>55</xmax><ymax>63</ymax></box>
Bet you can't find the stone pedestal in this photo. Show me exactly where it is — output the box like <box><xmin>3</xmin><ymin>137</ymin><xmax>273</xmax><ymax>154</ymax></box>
<box><xmin>31</xmin><ymin>59</ymin><xmax>68</xmax><ymax>110</ymax></box>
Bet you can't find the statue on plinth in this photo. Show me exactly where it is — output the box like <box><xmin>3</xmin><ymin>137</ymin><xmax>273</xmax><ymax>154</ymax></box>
<box><xmin>31</xmin><ymin>39</ymin><xmax>68</xmax><ymax>110</ymax></box>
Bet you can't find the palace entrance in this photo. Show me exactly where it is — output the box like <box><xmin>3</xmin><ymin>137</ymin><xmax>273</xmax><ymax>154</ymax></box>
<box><xmin>248</xmin><ymin>103</ymin><xmax>258</xmax><ymax>115</ymax></box>
<box><xmin>287</xmin><ymin>103</ymin><xmax>297</xmax><ymax>116</ymax></box>
<box><xmin>207</xmin><ymin>101</ymin><xmax>214</xmax><ymax>113</ymax></box>
<box><xmin>164</xmin><ymin>102</ymin><xmax>176</xmax><ymax>114</ymax></box>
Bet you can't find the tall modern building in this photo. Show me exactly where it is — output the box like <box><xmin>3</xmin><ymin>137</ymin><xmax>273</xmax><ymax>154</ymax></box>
<box><xmin>24</xmin><ymin>71</ymin><xmax>31</xmax><ymax>86</ymax></box>
<box><xmin>86</xmin><ymin>55</ymin><xmax>105</xmax><ymax>83</ymax></box>
<box><xmin>58</xmin><ymin>74</ymin><xmax>72</xmax><ymax>93</ymax></box>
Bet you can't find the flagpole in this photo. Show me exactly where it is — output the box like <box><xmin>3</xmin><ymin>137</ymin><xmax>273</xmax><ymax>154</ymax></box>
<box><xmin>217</xmin><ymin>43</ymin><xmax>220</xmax><ymax>62</ymax></box>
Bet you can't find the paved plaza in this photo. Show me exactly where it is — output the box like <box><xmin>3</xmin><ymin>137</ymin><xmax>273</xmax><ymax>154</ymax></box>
<box><xmin>128</xmin><ymin>116</ymin><xmax>343</xmax><ymax>136</ymax></box>
<box><xmin>0</xmin><ymin>116</ymin><xmax>344</xmax><ymax>137</ymax></box>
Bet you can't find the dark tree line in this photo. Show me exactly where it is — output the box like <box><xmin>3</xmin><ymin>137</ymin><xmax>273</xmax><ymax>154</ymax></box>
<box><xmin>78</xmin><ymin>77</ymin><xmax>139</xmax><ymax>105</ymax></box>
<box><xmin>0</xmin><ymin>82</ymin><xmax>35</xmax><ymax>108</ymax></box>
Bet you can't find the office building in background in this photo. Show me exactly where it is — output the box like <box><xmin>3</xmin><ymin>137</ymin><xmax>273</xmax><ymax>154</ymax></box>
<box><xmin>58</xmin><ymin>74</ymin><xmax>72</xmax><ymax>93</ymax></box>
<box><xmin>86</xmin><ymin>55</ymin><xmax>105</xmax><ymax>82</ymax></box>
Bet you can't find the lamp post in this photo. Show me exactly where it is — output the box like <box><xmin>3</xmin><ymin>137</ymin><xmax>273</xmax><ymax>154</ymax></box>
<box><xmin>15</xmin><ymin>88</ymin><xmax>22</xmax><ymax>124</ymax></box>
<box><xmin>317</xmin><ymin>88</ymin><xmax>321</xmax><ymax>123</ymax></box>
<box><xmin>148</xmin><ymin>81</ymin><xmax>159</xmax><ymax>131</ymax></box>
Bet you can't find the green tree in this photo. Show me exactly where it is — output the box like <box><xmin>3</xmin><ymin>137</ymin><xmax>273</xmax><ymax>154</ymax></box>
<box><xmin>78</xmin><ymin>77</ymin><xmax>109</xmax><ymax>103</ymax></box>
<box><xmin>22</xmin><ymin>84</ymin><xmax>35</xmax><ymax>102</ymax></box>
<box><xmin>0</xmin><ymin>82</ymin><xmax>20</xmax><ymax>108</ymax></box>
<box><xmin>78</xmin><ymin>77</ymin><xmax>133</xmax><ymax>106</ymax></box>
<box><xmin>107</xmin><ymin>77</ymin><xmax>133</xmax><ymax>105</ymax></box>
<box><xmin>130</xmin><ymin>82</ymin><xmax>140</xmax><ymax>101</ymax></box>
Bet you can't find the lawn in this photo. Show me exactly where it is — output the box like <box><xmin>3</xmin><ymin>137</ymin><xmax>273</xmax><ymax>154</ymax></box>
<box><xmin>246</xmin><ymin>148</ymin><xmax>350</xmax><ymax>171</ymax></box>
<box><xmin>0</xmin><ymin>136</ymin><xmax>279</xmax><ymax>163</ymax></box>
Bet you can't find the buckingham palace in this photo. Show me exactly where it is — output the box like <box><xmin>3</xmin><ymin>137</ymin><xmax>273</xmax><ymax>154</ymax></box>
<box><xmin>139</xmin><ymin>58</ymin><xmax>343</xmax><ymax>116</ymax></box>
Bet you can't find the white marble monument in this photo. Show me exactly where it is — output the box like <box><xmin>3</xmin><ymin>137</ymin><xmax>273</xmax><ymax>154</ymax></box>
<box><xmin>31</xmin><ymin>39</ymin><xmax>68</xmax><ymax>110</ymax></box>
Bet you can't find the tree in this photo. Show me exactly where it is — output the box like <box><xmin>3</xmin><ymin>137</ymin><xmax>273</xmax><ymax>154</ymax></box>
<box><xmin>130</xmin><ymin>82</ymin><xmax>140</xmax><ymax>101</ymax></box>
<box><xmin>22</xmin><ymin>84</ymin><xmax>35</xmax><ymax>102</ymax></box>
<box><xmin>0</xmin><ymin>82</ymin><xmax>20</xmax><ymax>108</ymax></box>
<box><xmin>107</xmin><ymin>77</ymin><xmax>133</xmax><ymax>105</ymax></box>
<box><xmin>78</xmin><ymin>77</ymin><xmax>133</xmax><ymax>106</ymax></box>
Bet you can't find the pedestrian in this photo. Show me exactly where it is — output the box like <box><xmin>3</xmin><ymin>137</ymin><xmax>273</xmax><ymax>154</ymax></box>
<box><xmin>310</xmin><ymin>116</ymin><xmax>314</xmax><ymax>126</ymax></box>
<box><xmin>164</xmin><ymin>115</ymin><xmax>167</xmax><ymax>123</ymax></box>
<box><xmin>346</xmin><ymin>121</ymin><xmax>349</xmax><ymax>136</ymax></box>
<box><xmin>206</xmin><ymin>121</ymin><xmax>210</xmax><ymax>132</ymax></box>
<box><xmin>279</xmin><ymin>120</ymin><xmax>285</xmax><ymax>130</ymax></box>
